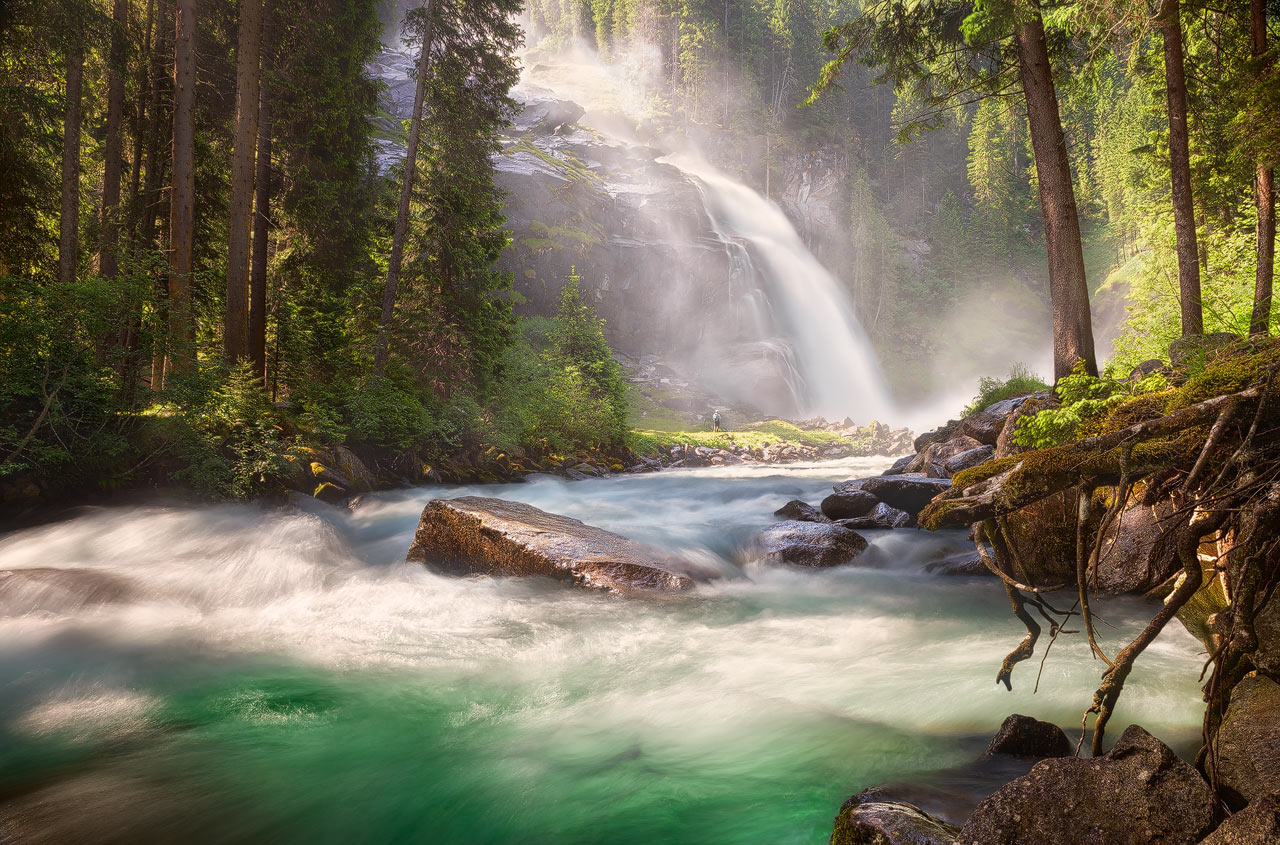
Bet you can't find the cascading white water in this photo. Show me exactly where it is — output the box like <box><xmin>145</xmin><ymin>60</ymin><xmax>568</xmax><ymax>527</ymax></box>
<box><xmin>670</xmin><ymin>155</ymin><xmax>896</xmax><ymax>422</ymax></box>
<box><xmin>0</xmin><ymin>467</ymin><xmax>1208</xmax><ymax>842</ymax></box>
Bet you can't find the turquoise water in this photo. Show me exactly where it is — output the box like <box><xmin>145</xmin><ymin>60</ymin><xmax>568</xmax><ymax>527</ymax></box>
<box><xmin>0</xmin><ymin>459</ymin><xmax>1207</xmax><ymax>843</ymax></box>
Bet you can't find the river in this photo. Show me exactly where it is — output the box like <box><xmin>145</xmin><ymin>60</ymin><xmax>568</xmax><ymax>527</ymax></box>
<box><xmin>0</xmin><ymin>459</ymin><xmax>1207</xmax><ymax>843</ymax></box>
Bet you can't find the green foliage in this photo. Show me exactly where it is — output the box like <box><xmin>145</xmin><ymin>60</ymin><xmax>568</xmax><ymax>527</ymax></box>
<box><xmin>168</xmin><ymin>364</ymin><xmax>291</xmax><ymax>499</ymax></box>
<box><xmin>963</xmin><ymin>363</ymin><xmax>1049</xmax><ymax>416</ymax></box>
<box><xmin>344</xmin><ymin>374</ymin><xmax>433</xmax><ymax>451</ymax></box>
<box><xmin>1012</xmin><ymin>362</ymin><xmax>1168</xmax><ymax>449</ymax></box>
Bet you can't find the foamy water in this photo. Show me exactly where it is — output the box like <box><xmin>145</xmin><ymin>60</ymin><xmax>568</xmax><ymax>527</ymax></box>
<box><xmin>0</xmin><ymin>461</ymin><xmax>1206</xmax><ymax>842</ymax></box>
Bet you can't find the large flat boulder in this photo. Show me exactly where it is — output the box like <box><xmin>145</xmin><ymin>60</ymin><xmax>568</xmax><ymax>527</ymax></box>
<box><xmin>956</xmin><ymin>725</ymin><xmax>1213</xmax><ymax>845</ymax></box>
<box><xmin>1212</xmin><ymin>675</ymin><xmax>1280</xmax><ymax>808</ymax></box>
<box><xmin>407</xmin><ymin>496</ymin><xmax>696</xmax><ymax>593</ymax></box>
<box><xmin>860</xmin><ymin>475</ymin><xmax>952</xmax><ymax>517</ymax></box>
<box><xmin>752</xmin><ymin>520</ymin><xmax>869</xmax><ymax>568</ymax></box>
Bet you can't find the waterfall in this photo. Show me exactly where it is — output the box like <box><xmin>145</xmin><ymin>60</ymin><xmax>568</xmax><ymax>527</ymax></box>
<box><xmin>670</xmin><ymin>155</ymin><xmax>895</xmax><ymax>423</ymax></box>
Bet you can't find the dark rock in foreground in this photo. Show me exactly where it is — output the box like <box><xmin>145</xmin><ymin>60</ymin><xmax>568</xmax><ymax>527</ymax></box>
<box><xmin>907</xmin><ymin>435</ymin><xmax>982</xmax><ymax>478</ymax></box>
<box><xmin>752</xmin><ymin>520</ymin><xmax>868</xmax><ymax>568</ymax></box>
<box><xmin>1200</xmin><ymin>793</ymin><xmax>1280</xmax><ymax>844</ymax></box>
<box><xmin>883</xmin><ymin>454</ymin><xmax>914</xmax><ymax>476</ymax></box>
<box><xmin>839</xmin><ymin>501</ymin><xmax>912</xmax><ymax>530</ymax></box>
<box><xmin>860</xmin><ymin>475</ymin><xmax>952</xmax><ymax>517</ymax></box>
<box><xmin>956</xmin><ymin>725</ymin><xmax>1213</xmax><ymax>845</ymax></box>
<box><xmin>821</xmin><ymin>488</ymin><xmax>880</xmax><ymax>520</ymax></box>
<box><xmin>944</xmin><ymin>445</ymin><xmax>995</xmax><ymax>476</ymax></box>
<box><xmin>832</xmin><ymin>790</ymin><xmax>958</xmax><ymax>845</ymax></box>
<box><xmin>983</xmin><ymin>714</ymin><xmax>1072</xmax><ymax>759</ymax></box>
<box><xmin>407</xmin><ymin>496</ymin><xmax>696</xmax><ymax>593</ymax></box>
<box><xmin>924</xmin><ymin>550</ymin><xmax>989</xmax><ymax>577</ymax></box>
<box><xmin>774</xmin><ymin>499</ymin><xmax>831</xmax><ymax>523</ymax></box>
<box><xmin>957</xmin><ymin>411</ymin><xmax>1006</xmax><ymax>446</ymax></box>
<box><xmin>1212</xmin><ymin>674</ymin><xmax>1280</xmax><ymax>809</ymax></box>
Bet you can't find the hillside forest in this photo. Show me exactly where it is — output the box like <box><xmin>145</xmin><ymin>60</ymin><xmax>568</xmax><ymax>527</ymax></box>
<box><xmin>0</xmin><ymin>0</ymin><xmax>1276</xmax><ymax>506</ymax></box>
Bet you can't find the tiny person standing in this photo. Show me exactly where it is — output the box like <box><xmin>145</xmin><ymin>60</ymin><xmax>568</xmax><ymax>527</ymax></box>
<box><xmin>712</xmin><ymin>411</ymin><xmax>722</xmax><ymax>432</ymax></box>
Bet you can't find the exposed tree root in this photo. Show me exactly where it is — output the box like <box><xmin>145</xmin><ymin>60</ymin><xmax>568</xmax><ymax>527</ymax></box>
<box><xmin>929</xmin><ymin>353</ymin><xmax>1280</xmax><ymax>777</ymax></box>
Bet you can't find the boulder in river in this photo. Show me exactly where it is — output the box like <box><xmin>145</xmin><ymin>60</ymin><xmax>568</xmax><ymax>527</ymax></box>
<box><xmin>1211</xmin><ymin>674</ymin><xmax>1280</xmax><ymax>809</ymax></box>
<box><xmin>1199</xmin><ymin>793</ymin><xmax>1280</xmax><ymax>844</ymax></box>
<box><xmin>924</xmin><ymin>550</ymin><xmax>989</xmax><ymax>576</ymax></box>
<box><xmin>983</xmin><ymin>714</ymin><xmax>1072</xmax><ymax>759</ymax></box>
<box><xmin>859</xmin><ymin>475</ymin><xmax>952</xmax><ymax>518</ymax></box>
<box><xmin>752</xmin><ymin>520</ymin><xmax>869</xmax><ymax>568</ymax></box>
<box><xmin>839</xmin><ymin>502</ymin><xmax>912</xmax><ymax>530</ymax></box>
<box><xmin>821</xmin><ymin>488</ymin><xmax>880</xmax><ymax>520</ymax></box>
<box><xmin>956</xmin><ymin>725</ymin><xmax>1213</xmax><ymax>845</ymax></box>
<box><xmin>407</xmin><ymin>496</ymin><xmax>697</xmax><ymax>593</ymax></box>
<box><xmin>774</xmin><ymin>499</ymin><xmax>831</xmax><ymax>523</ymax></box>
<box><xmin>831</xmin><ymin>790</ymin><xmax>958</xmax><ymax>845</ymax></box>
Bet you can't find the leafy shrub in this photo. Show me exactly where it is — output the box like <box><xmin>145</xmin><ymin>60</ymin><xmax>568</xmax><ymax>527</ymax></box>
<box><xmin>170</xmin><ymin>363</ymin><xmax>291</xmax><ymax>498</ymax></box>
<box><xmin>345</xmin><ymin>372</ymin><xmax>432</xmax><ymax>450</ymax></box>
<box><xmin>963</xmin><ymin>362</ymin><xmax>1050</xmax><ymax>416</ymax></box>
<box><xmin>1013</xmin><ymin>362</ymin><xmax>1168</xmax><ymax>449</ymax></box>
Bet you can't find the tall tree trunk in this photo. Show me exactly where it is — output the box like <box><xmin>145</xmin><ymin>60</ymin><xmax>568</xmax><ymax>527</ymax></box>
<box><xmin>165</xmin><ymin>0</ymin><xmax>197</xmax><ymax>382</ymax></box>
<box><xmin>373</xmin><ymin>0</ymin><xmax>435</xmax><ymax>377</ymax></box>
<box><xmin>1013</xmin><ymin>2</ymin><xmax>1097</xmax><ymax>380</ymax></box>
<box><xmin>98</xmin><ymin>0</ymin><xmax>128</xmax><ymax>281</ymax></box>
<box><xmin>140</xmin><ymin>0</ymin><xmax>171</xmax><ymax>250</ymax></box>
<box><xmin>129</xmin><ymin>0</ymin><xmax>157</xmax><ymax>226</ymax></box>
<box><xmin>1158</xmin><ymin>0</ymin><xmax>1203</xmax><ymax>337</ymax></box>
<box><xmin>58</xmin><ymin>40</ymin><xmax>84</xmax><ymax>287</ymax></box>
<box><xmin>225</xmin><ymin>0</ymin><xmax>263</xmax><ymax>362</ymax></box>
<box><xmin>1250</xmin><ymin>0</ymin><xmax>1276</xmax><ymax>337</ymax></box>
<box><xmin>249</xmin><ymin>48</ymin><xmax>273</xmax><ymax>382</ymax></box>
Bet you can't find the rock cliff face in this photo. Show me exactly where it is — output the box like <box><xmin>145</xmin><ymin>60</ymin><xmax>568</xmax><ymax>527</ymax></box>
<box><xmin>489</xmin><ymin>91</ymin><xmax>806</xmax><ymax>412</ymax></box>
<box><xmin>369</xmin><ymin>48</ymin><xmax>901</xmax><ymax>419</ymax></box>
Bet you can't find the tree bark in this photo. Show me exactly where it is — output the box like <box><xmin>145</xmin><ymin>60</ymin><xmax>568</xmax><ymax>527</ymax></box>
<box><xmin>373</xmin><ymin>0</ymin><xmax>435</xmax><ymax>377</ymax></box>
<box><xmin>58</xmin><ymin>39</ymin><xmax>84</xmax><ymax>287</ymax></box>
<box><xmin>1013</xmin><ymin>1</ymin><xmax>1097</xmax><ymax>380</ymax></box>
<box><xmin>1158</xmin><ymin>0</ymin><xmax>1203</xmax><ymax>337</ymax></box>
<box><xmin>249</xmin><ymin>47</ymin><xmax>273</xmax><ymax>382</ymax></box>
<box><xmin>166</xmin><ymin>0</ymin><xmax>197</xmax><ymax>382</ymax></box>
<box><xmin>98</xmin><ymin>0</ymin><xmax>128</xmax><ymax>281</ymax></box>
<box><xmin>129</xmin><ymin>0</ymin><xmax>157</xmax><ymax>235</ymax></box>
<box><xmin>225</xmin><ymin>0</ymin><xmax>263</xmax><ymax>362</ymax></box>
<box><xmin>140</xmin><ymin>0</ymin><xmax>171</xmax><ymax>250</ymax></box>
<box><xmin>1250</xmin><ymin>0</ymin><xmax>1276</xmax><ymax>337</ymax></box>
